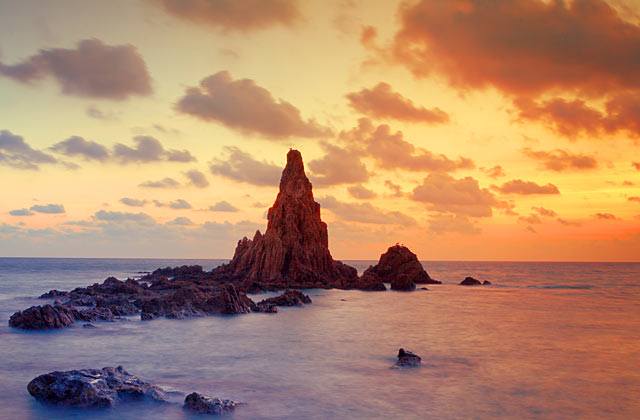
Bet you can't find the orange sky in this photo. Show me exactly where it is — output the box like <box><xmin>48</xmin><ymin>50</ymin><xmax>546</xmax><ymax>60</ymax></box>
<box><xmin>0</xmin><ymin>0</ymin><xmax>639</xmax><ymax>261</ymax></box>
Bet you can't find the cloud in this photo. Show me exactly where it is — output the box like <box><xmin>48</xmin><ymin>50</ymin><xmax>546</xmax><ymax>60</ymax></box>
<box><xmin>167</xmin><ymin>216</ymin><xmax>193</xmax><ymax>226</ymax></box>
<box><xmin>149</xmin><ymin>0</ymin><xmax>300</xmax><ymax>32</ymax></box>
<box><xmin>184</xmin><ymin>169</ymin><xmax>209</xmax><ymax>188</ymax></box>
<box><xmin>139</xmin><ymin>177</ymin><xmax>181</xmax><ymax>189</ymax></box>
<box><xmin>633</xmin><ymin>162</ymin><xmax>640</xmax><ymax>171</ymax></box>
<box><xmin>481</xmin><ymin>165</ymin><xmax>505</xmax><ymax>178</ymax></box>
<box><xmin>113</xmin><ymin>135</ymin><xmax>195</xmax><ymax>164</ymax></box>
<box><xmin>346</xmin><ymin>82</ymin><xmax>449</xmax><ymax>124</ymax></box>
<box><xmin>154</xmin><ymin>199</ymin><xmax>192</xmax><ymax>209</ymax></box>
<box><xmin>557</xmin><ymin>218</ymin><xmax>582</xmax><ymax>227</ymax></box>
<box><xmin>389</xmin><ymin>0</ymin><xmax>640</xmax><ymax>97</ymax></box>
<box><xmin>0</xmin><ymin>38</ymin><xmax>151</xmax><ymax>100</ymax></box>
<box><xmin>348</xmin><ymin>185</ymin><xmax>377</xmax><ymax>199</ymax></box>
<box><xmin>320</xmin><ymin>195</ymin><xmax>416</xmax><ymax>225</ymax></box>
<box><xmin>629</xmin><ymin>196</ymin><xmax>640</xmax><ymax>203</ymax></box>
<box><xmin>94</xmin><ymin>210</ymin><xmax>155</xmax><ymax>223</ymax></box>
<box><xmin>0</xmin><ymin>130</ymin><xmax>58</xmax><ymax>170</ymax></box>
<box><xmin>384</xmin><ymin>180</ymin><xmax>403</xmax><ymax>197</ymax></box>
<box><xmin>50</xmin><ymin>136</ymin><xmax>110</xmax><ymax>161</ymax></box>
<box><xmin>120</xmin><ymin>197</ymin><xmax>147</xmax><ymax>207</ymax></box>
<box><xmin>308</xmin><ymin>143</ymin><xmax>369</xmax><ymax>186</ymax></box>
<box><xmin>411</xmin><ymin>173</ymin><xmax>497</xmax><ymax>217</ymax></box>
<box><xmin>522</xmin><ymin>148</ymin><xmax>598</xmax><ymax>171</ymax></box>
<box><xmin>532</xmin><ymin>206</ymin><xmax>557</xmax><ymax>217</ymax></box>
<box><xmin>30</xmin><ymin>204</ymin><xmax>65</xmax><ymax>214</ymax></box>
<box><xmin>428</xmin><ymin>214</ymin><xmax>480</xmax><ymax>235</ymax></box>
<box><xmin>176</xmin><ymin>71</ymin><xmax>329</xmax><ymax>139</ymax></box>
<box><xmin>209</xmin><ymin>146</ymin><xmax>281</xmax><ymax>186</ymax></box>
<box><xmin>9</xmin><ymin>209</ymin><xmax>34</xmax><ymax>216</ymax></box>
<box><xmin>595</xmin><ymin>212</ymin><xmax>619</xmax><ymax>220</ymax></box>
<box><xmin>208</xmin><ymin>201</ymin><xmax>239</xmax><ymax>212</ymax></box>
<box><xmin>340</xmin><ymin>118</ymin><xmax>474</xmax><ymax>172</ymax></box>
<box><xmin>496</xmin><ymin>179</ymin><xmax>560</xmax><ymax>195</ymax></box>
<box><xmin>86</xmin><ymin>105</ymin><xmax>118</xmax><ymax>120</ymax></box>
<box><xmin>519</xmin><ymin>214</ymin><xmax>542</xmax><ymax>224</ymax></box>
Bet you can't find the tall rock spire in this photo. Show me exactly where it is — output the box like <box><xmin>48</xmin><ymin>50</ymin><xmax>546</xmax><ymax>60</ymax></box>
<box><xmin>215</xmin><ymin>149</ymin><xmax>357</xmax><ymax>290</ymax></box>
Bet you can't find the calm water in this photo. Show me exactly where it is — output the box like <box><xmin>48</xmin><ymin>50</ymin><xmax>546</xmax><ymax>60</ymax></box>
<box><xmin>0</xmin><ymin>258</ymin><xmax>639</xmax><ymax>419</ymax></box>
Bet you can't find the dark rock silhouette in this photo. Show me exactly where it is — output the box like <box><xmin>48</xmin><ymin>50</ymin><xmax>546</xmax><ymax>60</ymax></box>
<box><xmin>363</xmin><ymin>245</ymin><xmax>440</xmax><ymax>290</ymax></box>
<box><xmin>183</xmin><ymin>392</ymin><xmax>237</xmax><ymax>415</ymax></box>
<box><xmin>395</xmin><ymin>348</ymin><xmax>422</xmax><ymax>367</ymax></box>
<box><xmin>354</xmin><ymin>271</ymin><xmax>387</xmax><ymax>291</ymax></box>
<box><xmin>257</xmin><ymin>290</ymin><xmax>312</xmax><ymax>307</ymax></box>
<box><xmin>460</xmin><ymin>277</ymin><xmax>482</xmax><ymax>286</ymax></box>
<box><xmin>27</xmin><ymin>366</ymin><xmax>166</xmax><ymax>407</ymax></box>
<box><xmin>212</xmin><ymin>149</ymin><xmax>358</xmax><ymax>290</ymax></box>
<box><xmin>9</xmin><ymin>304</ymin><xmax>76</xmax><ymax>330</ymax></box>
<box><xmin>482</xmin><ymin>280</ymin><xmax>492</xmax><ymax>285</ymax></box>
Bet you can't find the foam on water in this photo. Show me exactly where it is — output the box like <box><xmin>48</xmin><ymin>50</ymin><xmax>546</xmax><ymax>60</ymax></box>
<box><xmin>1</xmin><ymin>258</ymin><xmax>639</xmax><ymax>419</ymax></box>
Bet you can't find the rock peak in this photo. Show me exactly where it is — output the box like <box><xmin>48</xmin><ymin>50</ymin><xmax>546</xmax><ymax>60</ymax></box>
<box><xmin>279</xmin><ymin>149</ymin><xmax>311</xmax><ymax>196</ymax></box>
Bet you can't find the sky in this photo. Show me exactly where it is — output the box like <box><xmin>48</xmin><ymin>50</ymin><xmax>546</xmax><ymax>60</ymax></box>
<box><xmin>0</xmin><ymin>0</ymin><xmax>639</xmax><ymax>261</ymax></box>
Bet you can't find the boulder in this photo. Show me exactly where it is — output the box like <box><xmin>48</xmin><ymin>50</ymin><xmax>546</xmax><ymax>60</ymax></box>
<box><xmin>183</xmin><ymin>392</ymin><xmax>237</xmax><ymax>415</ymax></box>
<box><xmin>390</xmin><ymin>275</ymin><xmax>416</xmax><ymax>291</ymax></box>
<box><xmin>482</xmin><ymin>280</ymin><xmax>492</xmax><ymax>285</ymax></box>
<box><xmin>364</xmin><ymin>244</ymin><xmax>440</xmax><ymax>286</ymax></box>
<box><xmin>460</xmin><ymin>277</ymin><xmax>482</xmax><ymax>286</ymax></box>
<box><xmin>395</xmin><ymin>348</ymin><xmax>421</xmax><ymax>367</ymax></box>
<box><xmin>9</xmin><ymin>304</ymin><xmax>76</xmax><ymax>330</ymax></box>
<box><xmin>27</xmin><ymin>366</ymin><xmax>166</xmax><ymax>408</ymax></box>
<box><xmin>257</xmin><ymin>290</ymin><xmax>312</xmax><ymax>307</ymax></box>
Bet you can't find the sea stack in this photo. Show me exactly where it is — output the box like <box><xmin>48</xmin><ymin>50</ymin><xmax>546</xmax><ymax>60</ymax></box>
<box><xmin>362</xmin><ymin>244</ymin><xmax>440</xmax><ymax>290</ymax></box>
<box><xmin>213</xmin><ymin>149</ymin><xmax>358</xmax><ymax>290</ymax></box>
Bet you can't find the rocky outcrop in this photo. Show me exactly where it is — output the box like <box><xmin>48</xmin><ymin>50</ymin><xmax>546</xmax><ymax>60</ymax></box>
<box><xmin>362</xmin><ymin>245</ymin><xmax>440</xmax><ymax>289</ymax></box>
<box><xmin>183</xmin><ymin>392</ymin><xmax>237</xmax><ymax>415</ymax></box>
<box><xmin>353</xmin><ymin>271</ymin><xmax>387</xmax><ymax>291</ymax></box>
<box><xmin>395</xmin><ymin>348</ymin><xmax>421</xmax><ymax>367</ymax></box>
<box><xmin>211</xmin><ymin>150</ymin><xmax>358</xmax><ymax>291</ymax></box>
<box><xmin>27</xmin><ymin>366</ymin><xmax>166</xmax><ymax>407</ymax></box>
<box><xmin>460</xmin><ymin>277</ymin><xmax>482</xmax><ymax>286</ymax></box>
<box><xmin>482</xmin><ymin>280</ymin><xmax>492</xmax><ymax>285</ymax></box>
<box><xmin>9</xmin><ymin>304</ymin><xmax>76</xmax><ymax>330</ymax></box>
<box><xmin>257</xmin><ymin>290</ymin><xmax>312</xmax><ymax>307</ymax></box>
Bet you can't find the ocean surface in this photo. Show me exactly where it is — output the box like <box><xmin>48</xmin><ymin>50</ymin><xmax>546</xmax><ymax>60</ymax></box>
<box><xmin>0</xmin><ymin>258</ymin><xmax>639</xmax><ymax>419</ymax></box>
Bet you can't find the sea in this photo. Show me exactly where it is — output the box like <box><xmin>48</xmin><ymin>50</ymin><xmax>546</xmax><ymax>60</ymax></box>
<box><xmin>0</xmin><ymin>258</ymin><xmax>638</xmax><ymax>419</ymax></box>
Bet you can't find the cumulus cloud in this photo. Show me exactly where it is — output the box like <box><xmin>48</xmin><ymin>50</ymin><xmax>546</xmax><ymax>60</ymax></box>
<box><xmin>481</xmin><ymin>165</ymin><xmax>505</xmax><ymax>179</ymax></box>
<box><xmin>113</xmin><ymin>135</ymin><xmax>195</xmax><ymax>164</ymax></box>
<box><xmin>208</xmin><ymin>201</ymin><xmax>239</xmax><ymax>212</ymax></box>
<box><xmin>348</xmin><ymin>185</ymin><xmax>377</xmax><ymax>199</ymax></box>
<box><xmin>120</xmin><ymin>197</ymin><xmax>147</xmax><ymax>207</ymax></box>
<box><xmin>0</xmin><ymin>130</ymin><xmax>58</xmax><ymax>170</ymax></box>
<box><xmin>428</xmin><ymin>214</ymin><xmax>480</xmax><ymax>235</ymax></box>
<box><xmin>50</xmin><ymin>136</ymin><xmax>110</xmax><ymax>161</ymax></box>
<box><xmin>496</xmin><ymin>180</ymin><xmax>560</xmax><ymax>195</ymax></box>
<box><xmin>9</xmin><ymin>209</ymin><xmax>34</xmax><ymax>216</ymax></box>
<box><xmin>184</xmin><ymin>169</ymin><xmax>209</xmax><ymax>188</ymax></box>
<box><xmin>522</xmin><ymin>147</ymin><xmax>598</xmax><ymax>171</ymax></box>
<box><xmin>30</xmin><ymin>204</ymin><xmax>65</xmax><ymax>214</ymax></box>
<box><xmin>209</xmin><ymin>146</ymin><xmax>281</xmax><ymax>186</ymax></box>
<box><xmin>139</xmin><ymin>177</ymin><xmax>181</xmax><ymax>189</ymax></box>
<box><xmin>411</xmin><ymin>173</ymin><xmax>498</xmax><ymax>217</ymax></box>
<box><xmin>94</xmin><ymin>210</ymin><xmax>155</xmax><ymax>223</ymax></box>
<box><xmin>154</xmin><ymin>199</ymin><xmax>192</xmax><ymax>209</ymax></box>
<box><xmin>320</xmin><ymin>195</ymin><xmax>416</xmax><ymax>225</ymax></box>
<box><xmin>167</xmin><ymin>216</ymin><xmax>194</xmax><ymax>226</ymax></box>
<box><xmin>532</xmin><ymin>206</ymin><xmax>557</xmax><ymax>217</ymax></box>
<box><xmin>149</xmin><ymin>0</ymin><xmax>300</xmax><ymax>32</ymax></box>
<box><xmin>0</xmin><ymin>39</ymin><xmax>151</xmax><ymax>99</ymax></box>
<box><xmin>308</xmin><ymin>143</ymin><xmax>369</xmax><ymax>186</ymax></box>
<box><xmin>340</xmin><ymin>118</ymin><xmax>474</xmax><ymax>172</ymax></box>
<box><xmin>176</xmin><ymin>71</ymin><xmax>329</xmax><ymax>139</ymax></box>
<box><xmin>346</xmin><ymin>82</ymin><xmax>449</xmax><ymax>124</ymax></box>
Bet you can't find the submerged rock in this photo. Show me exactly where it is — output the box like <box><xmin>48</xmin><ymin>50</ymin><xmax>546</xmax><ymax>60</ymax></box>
<box><xmin>9</xmin><ymin>304</ymin><xmax>75</xmax><ymax>330</ymax></box>
<box><xmin>27</xmin><ymin>366</ymin><xmax>166</xmax><ymax>408</ymax></box>
<box><xmin>183</xmin><ymin>392</ymin><xmax>237</xmax><ymax>415</ymax></box>
<box><xmin>363</xmin><ymin>244</ymin><xmax>440</xmax><ymax>288</ymax></box>
<box><xmin>211</xmin><ymin>149</ymin><xmax>359</xmax><ymax>290</ymax></box>
<box><xmin>257</xmin><ymin>290</ymin><xmax>312</xmax><ymax>307</ymax></box>
<box><xmin>395</xmin><ymin>348</ymin><xmax>421</xmax><ymax>367</ymax></box>
<box><xmin>482</xmin><ymin>280</ymin><xmax>492</xmax><ymax>285</ymax></box>
<box><xmin>460</xmin><ymin>277</ymin><xmax>482</xmax><ymax>286</ymax></box>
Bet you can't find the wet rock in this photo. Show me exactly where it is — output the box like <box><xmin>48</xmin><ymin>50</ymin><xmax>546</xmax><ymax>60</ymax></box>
<box><xmin>395</xmin><ymin>348</ymin><xmax>421</xmax><ymax>367</ymax></box>
<box><xmin>482</xmin><ymin>280</ymin><xmax>492</xmax><ymax>285</ymax></box>
<box><xmin>183</xmin><ymin>392</ymin><xmax>237</xmax><ymax>415</ymax></box>
<box><xmin>419</xmin><ymin>287</ymin><xmax>429</xmax><ymax>291</ymax></box>
<box><xmin>39</xmin><ymin>290</ymin><xmax>68</xmax><ymax>299</ymax></box>
<box><xmin>82</xmin><ymin>323</ymin><xmax>96</xmax><ymax>329</ymax></box>
<box><xmin>364</xmin><ymin>244</ymin><xmax>440</xmax><ymax>287</ymax></box>
<box><xmin>27</xmin><ymin>366</ymin><xmax>166</xmax><ymax>408</ymax></box>
<box><xmin>9</xmin><ymin>304</ymin><xmax>76</xmax><ymax>330</ymax></box>
<box><xmin>354</xmin><ymin>270</ymin><xmax>386</xmax><ymax>291</ymax></box>
<box><xmin>390</xmin><ymin>275</ymin><xmax>416</xmax><ymax>291</ymax></box>
<box><xmin>142</xmin><ymin>265</ymin><xmax>204</xmax><ymax>281</ymax></box>
<box><xmin>251</xmin><ymin>302</ymin><xmax>278</xmax><ymax>313</ymax></box>
<box><xmin>211</xmin><ymin>150</ymin><xmax>358</xmax><ymax>290</ymax></box>
<box><xmin>73</xmin><ymin>307</ymin><xmax>115</xmax><ymax>322</ymax></box>
<box><xmin>257</xmin><ymin>290</ymin><xmax>312</xmax><ymax>307</ymax></box>
<box><xmin>460</xmin><ymin>277</ymin><xmax>482</xmax><ymax>286</ymax></box>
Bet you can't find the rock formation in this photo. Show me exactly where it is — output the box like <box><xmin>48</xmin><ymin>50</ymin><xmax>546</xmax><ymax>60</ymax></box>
<box><xmin>362</xmin><ymin>245</ymin><xmax>440</xmax><ymax>291</ymax></box>
<box><xmin>212</xmin><ymin>149</ymin><xmax>358</xmax><ymax>290</ymax></box>
<box><xmin>183</xmin><ymin>392</ymin><xmax>237</xmax><ymax>415</ymax></box>
<box><xmin>460</xmin><ymin>277</ymin><xmax>482</xmax><ymax>286</ymax></box>
<box><xmin>395</xmin><ymin>348</ymin><xmax>422</xmax><ymax>367</ymax></box>
<box><xmin>27</xmin><ymin>366</ymin><xmax>167</xmax><ymax>407</ymax></box>
<box><xmin>9</xmin><ymin>304</ymin><xmax>76</xmax><ymax>330</ymax></box>
<box><xmin>256</xmin><ymin>290</ymin><xmax>312</xmax><ymax>307</ymax></box>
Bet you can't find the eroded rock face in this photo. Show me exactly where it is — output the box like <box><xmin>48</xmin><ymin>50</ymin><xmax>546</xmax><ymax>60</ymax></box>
<box><xmin>257</xmin><ymin>290</ymin><xmax>312</xmax><ymax>307</ymax></box>
<box><xmin>184</xmin><ymin>392</ymin><xmax>237</xmax><ymax>415</ymax></box>
<box><xmin>363</xmin><ymin>245</ymin><xmax>440</xmax><ymax>287</ymax></box>
<box><xmin>27</xmin><ymin>366</ymin><xmax>166</xmax><ymax>408</ymax></box>
<box><xmin>395</xmin><ymin>348</ymin><xmax>421</xmax><ymax>367</ymax></box>
<box><xmin>9</xmin><ymin>304</ymin><xmax>75</xmax><ymax>330</ymax></box>
<box><xmin>212</xmin><ymin>150</ymin><xmax>358</xmax><ymax>290</ymax></box>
